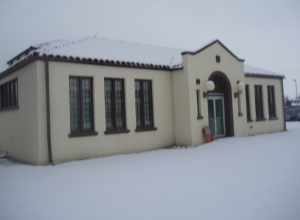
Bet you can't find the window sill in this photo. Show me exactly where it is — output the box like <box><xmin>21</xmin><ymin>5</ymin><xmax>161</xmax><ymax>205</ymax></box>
<box><xmin>247</xmin><ymin>119</ymin><xmax>253</xmax><ymax>123</ymax></box>
<box><xmin>104</xmin><ymin>129</ymin><xmax>130</xmax><ymax>135</ymax></box>
<box><xmin>269</xmin><ymin>117</ymin><xmax>278</xmax><ymax>121</ymax></box>
<box><xmin>0</xmin><ymin>106</ymin><xmax>19</xmax><ymax>112</ymax></box>
<box><xmin>238</xmin><ymin>113</ymin><xmax>243</xmax><ymax>117</ymax></box>
<box><xmin>256</xmin><ymin>118</ymin><xmax>266</xmax><ymax>122</ymax></box>
<box><xmin>135</xmin><ymin>127</ymin><xmax>157</xmax><ymax>132</ymax></box>
<box><xmin>69</xmin><ymin>131</ymin><xmax>98</xmax><ymax>138</ymax></box>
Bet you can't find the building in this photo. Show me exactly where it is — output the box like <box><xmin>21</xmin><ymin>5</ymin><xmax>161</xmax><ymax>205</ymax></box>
<box><xmin>0</xmin><ymin>37</ymin><xmax>286</xmax><ymax>164</ymax></box>
<box><xmin>285</xmin><ymin>97</ymin><xmax>300</xmax><ymax>121</ymax></box>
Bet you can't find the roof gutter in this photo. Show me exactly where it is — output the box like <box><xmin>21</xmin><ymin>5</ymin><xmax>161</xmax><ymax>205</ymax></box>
<box><xmin>45</xmin><ymin>60</ymin><xmax>54</xmax><ymax>165</ymax></box>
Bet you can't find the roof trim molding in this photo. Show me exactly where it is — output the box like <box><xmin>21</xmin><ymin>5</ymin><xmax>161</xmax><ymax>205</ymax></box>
<box><xmin>7</xmin><ymin>46</ymin><xmax>37</xmax><ymax>66</ymax></box>
<box><xmin>39</xmin><ymin>53</ymin><xmax>172</xmax><ymax>70</ymax></box>
<box><xmin>1</xmin><ymin>53</ymin><xmax>178</xmax><ymax>80</ymax></box>
<box><xmin>1</xmin><ymin>52</ymin><xmax>284</xmax><ymax>82</ymax></box>
<box><xmin>245</xmin><ymin>73</ymin><xmax>285</xmax><ymax>79</ymax></box>
<box><xmin>0</xmin><ymin>55</ymin><xmax>38</xmax><ymax>80</ymax></box>
<box><xmin>181</xmin><ymin>39</ymin><xmax>245</xmax><ymax>62</ymax></box>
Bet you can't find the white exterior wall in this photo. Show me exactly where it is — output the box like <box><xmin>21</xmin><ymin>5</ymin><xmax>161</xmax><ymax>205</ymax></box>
<box><xmin>171</xmin><ymin>67</ymin><xmax>193</xmax><ymax>145</ymax></box>
<box><xmin>0</xmin><ymin>61</ymin><xmax>48</xmax><ymax>164</ymax></box>
<box><xmin>244</xmin><ymin>77</ymin><xmax>285</xmax><ymax>135</ymax></box>
<box><xmin>48</xmin><ymin>62</ymin><xmax>175</xmax><ymax>163</ymax></box>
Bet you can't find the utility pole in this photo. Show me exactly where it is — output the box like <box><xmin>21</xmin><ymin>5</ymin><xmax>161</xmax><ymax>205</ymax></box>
<box><xmin>293</xmin><ymin>79</ymin><xmax>298</xmax><ymax>99</ymax></box>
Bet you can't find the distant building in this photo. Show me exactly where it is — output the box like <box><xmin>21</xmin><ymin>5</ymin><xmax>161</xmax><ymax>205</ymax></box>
<box><xmin>291</xmin><ymin>98</ymin><xmax>300</xmax><ymax>106</ymax></box>
<box><xmin>285</xmin><ymin>97</ymin><xmax>300</xmax><ymax>121</ymax></box>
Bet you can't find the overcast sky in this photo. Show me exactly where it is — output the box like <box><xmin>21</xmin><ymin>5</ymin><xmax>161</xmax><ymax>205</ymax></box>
<box><xmin>1</xmin><ymin>0</ymin><xmax>299</xmax><ymax>97</ymax></box>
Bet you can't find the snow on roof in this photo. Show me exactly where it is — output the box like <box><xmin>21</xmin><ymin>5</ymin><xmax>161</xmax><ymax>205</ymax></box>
<box><xmin>29</xmin><ymin>36</ymin><xmax>184</xmax><ymax>67</ymax></box>
<box><xmin>4</xmin><ymin>36</ymin><xmax>283</xmax><ymax>78</ymax></box>
<box><xmin>244</xmin><ymin>64</ymin><xmax>284</xmax><ymax>77</ymax></box>
<box><xmin>244</xmin><ymin>65</ymin><xmax>276</xmax><ymax>75</ymax></box>
<box><xmin>8</xmin><ymin>37</ymin><xmax>225</xmax><ymax>68</ymax></box>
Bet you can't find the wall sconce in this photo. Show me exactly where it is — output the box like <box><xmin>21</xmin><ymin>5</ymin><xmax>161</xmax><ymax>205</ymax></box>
<box><xmin>203</xmin><ymin>80</ymin><xmax>215</xmax><ymax>98</ymax></box>
<box><xmin>234</xmin><ymin>80</ymin><xmax>244</xmax><ymax>98</ymax></box>
<box><xmin>234</xmin><ymin>80</ymin><xmax>244</xmax><ymax>116</ymax></box>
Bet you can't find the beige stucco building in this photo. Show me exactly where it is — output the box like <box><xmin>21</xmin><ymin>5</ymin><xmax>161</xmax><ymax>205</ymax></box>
<box><xmin>0</xmin><ymin>37</ymin><xmax>286</xmax><ymax>165</ymax></box>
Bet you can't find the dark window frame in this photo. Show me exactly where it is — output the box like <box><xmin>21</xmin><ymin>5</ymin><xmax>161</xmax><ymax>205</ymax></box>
<box><xmin>267</xmin><ymin>85</ymin><xmax>277</xmax><ymax>120</ymax></box>
<box><xmin>104</xmin><ymin>78</ymin><xmax>129</xmax><ymax>134</ymax></box>
<box><xmin>135</xmin><ymin>79</ymin><xmax>156</xmax><ymax>132</ymax></box>
<box><xmin>245</xmin><ymin>84</ymin><xmax>252</xmax><ymax>122</ymax></box>
<box><xmin>255</xmin><ymin>85</ymin><xmax>265</xmax><ymax>121</ymax></box>
<box><xmin>0</xmin><ymin>78</ymin><xmax>19</xmax><ymax>111</ymax></box>
<box><xmin>196</xmin><ymin>89</ymin><xmax>203</xmax><ymax>119</ymax></box>
<box><xmin>69</xmin><ymin>76</ymin><xmax>97</xmax><ymax>137</ymax></box>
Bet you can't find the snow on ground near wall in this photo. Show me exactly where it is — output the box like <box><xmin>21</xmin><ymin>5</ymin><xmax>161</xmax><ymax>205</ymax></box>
<box><xmin>1</xmin><ymin>123</ymin><xmax>300</xmax><ymax>220</ymax></box>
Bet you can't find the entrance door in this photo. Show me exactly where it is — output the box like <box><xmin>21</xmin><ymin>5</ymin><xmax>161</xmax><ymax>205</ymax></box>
<box><xmin>208</xmin><ymin>95</ymin><xmax>226</xmax><ymax>138</ymax></box>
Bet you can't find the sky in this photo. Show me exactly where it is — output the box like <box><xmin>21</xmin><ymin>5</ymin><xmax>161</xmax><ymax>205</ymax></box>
<box><xmin>0</xmin><ymin>0</ymin><xmax>299</xmax><ymax>98</ymax></box>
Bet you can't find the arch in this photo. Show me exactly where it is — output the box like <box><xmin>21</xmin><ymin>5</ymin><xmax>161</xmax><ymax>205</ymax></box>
<box><xmin>208</xmin><ymin>71</ymin><xmax>234</xmax><ymax>137</ymax></box>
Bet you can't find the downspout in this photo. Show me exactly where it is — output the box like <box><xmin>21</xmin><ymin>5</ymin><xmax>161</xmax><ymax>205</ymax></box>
<box><xmin>45</xmin><ymin>61</ymin><xmax>54</xmax><ymax>164</ymax></box>
<box><xmin>280</xmin><ymin>78</ymin><xmax>287</xmax><ymax>131</ymax></box>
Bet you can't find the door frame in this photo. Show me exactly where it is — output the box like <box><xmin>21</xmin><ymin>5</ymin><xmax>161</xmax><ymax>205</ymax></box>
<box><xmin>208</xmin><ymin>93</ymin><xmax>226</xmax><ymax>138</ymax></box>
<box><xmin>208</xmin><ymin>71</ymin><xmax>234</xmax><ymax>137</ymax></box>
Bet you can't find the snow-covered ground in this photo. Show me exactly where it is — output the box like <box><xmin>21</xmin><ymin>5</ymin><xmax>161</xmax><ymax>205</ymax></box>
<box><xmin>1</xmin><ymin>123</ymin><xmax>300</xmax><ymax>220</ymax></box>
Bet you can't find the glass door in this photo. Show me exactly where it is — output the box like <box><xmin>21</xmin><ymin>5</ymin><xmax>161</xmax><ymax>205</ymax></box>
<box><xmin>208</xmin><ymin>95</ymin><xmax>225</xmax><ymax>138</ymax></box>
<box><xmin>208</xmin><ymin>99</ymin><xmax>215</xmax><ymax>136</ymax></box>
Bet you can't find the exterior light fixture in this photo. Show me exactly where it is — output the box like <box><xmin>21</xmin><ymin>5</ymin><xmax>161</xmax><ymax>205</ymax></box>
<box><xmin>234</xmin><ymin>80</ymin><xmax>244</xmax><ymax>97</ymax></box>
<box><xmin>238</xmin><ymin>81</ymin><xmax>245</xmax><ymax>93</ymax></box>
<box><xmin>203</xmin><ymin>80</ymin><xmax>215</xmax><ymax>98</ymax></box>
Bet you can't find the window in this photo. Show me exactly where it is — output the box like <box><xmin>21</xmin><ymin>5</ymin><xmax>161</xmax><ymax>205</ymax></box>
<box><xmin>195</xmin><ymin>78</ymin><xmax>202</xmax><ymax>119</ymax></box>
<box><xmin>0</xmin><ymin>79</ymin><xmax>18</xmax><ymax>111</ymax></box>
<box><xmin>255</xmin><ymin>85</ymin><xmax>264</xmax><ymax>121</ymax></box>
<box><xmin>245</xmin><ymin>84</ymin><xmax>252</xmax><ymax>122</ymax></box>
<box><xmin>69</xmin><ymin>77</ymin><xmax>95</xmax><ymax>136</ymax></box>
<box><xmin>135</xmin><ymin>80</ymin><xmax>155</xmax><ymax>130</ymax></box>
<box><xmin>216</xmin><ymin>55</ymin><xmax>221</xmax><ymax>63</ymax></box>
<box><xmin>104</xmin><ymin>78</ymin><xmax>127</xmax><ymax>133</ymax></box>
<box><xmin>268</xmin><ymin>85</ymin><xmax>277</xmax><ymax>119</ymax></box>
<box><xmin>196</xmin><ymin>89</ymin><xmax>203</xmax><ymax>119</ymax></box>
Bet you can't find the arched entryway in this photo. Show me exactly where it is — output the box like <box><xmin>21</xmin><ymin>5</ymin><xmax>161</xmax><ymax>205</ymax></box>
<box><xmin>208</xmin><ymin>71</ymin><xmax>234</xmax><ymax>137</ymax></box>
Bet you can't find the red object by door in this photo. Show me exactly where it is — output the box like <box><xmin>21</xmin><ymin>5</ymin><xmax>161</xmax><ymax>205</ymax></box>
<box><xmin>202</xmin><ymin>127</ymin><xmax>214</xmax><ymax>143</ymax></box>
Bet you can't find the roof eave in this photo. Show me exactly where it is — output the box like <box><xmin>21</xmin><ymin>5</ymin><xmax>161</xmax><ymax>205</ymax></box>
<box><xmin>245</xmin><ymin>72</ymin><xmax>285</xmax><ymax>79</ymax></box>
<box><xmin>1</xmin><ymin>53</ymin><xmax>177</xmax><ymax>81</ymax></box>
<box><xmin>7</xmin><ymin>46</ymin><xmax>37</xmax><ymax>66</ymax></box>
